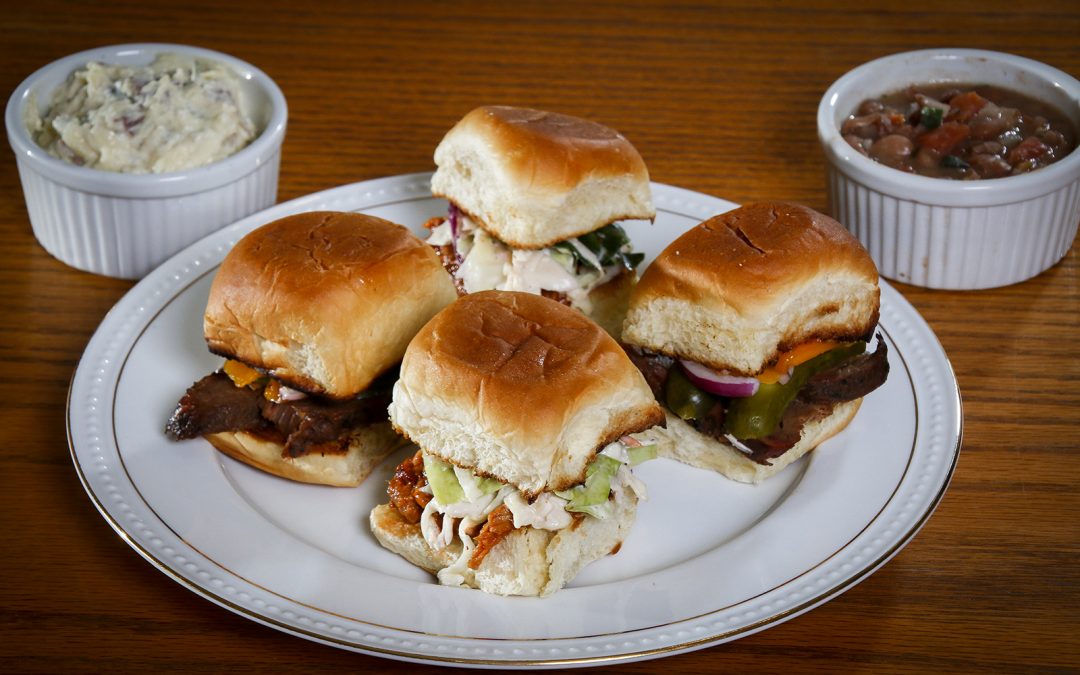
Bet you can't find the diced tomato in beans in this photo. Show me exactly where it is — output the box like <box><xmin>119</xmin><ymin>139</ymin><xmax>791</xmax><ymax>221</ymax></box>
<box><xmin>1007</xmin><ymin>136</ymin><xmax>1052</xmax><ymax>164</ymax></box>
<box><xmin>945</xmin><ymin>91</ymin><xmax>990</xmax><ymax>122</ymax></box>
<box><xmin>918</xmin><ymin>122</ymin><xmax>971</xmax><ymax>156</ymax></box>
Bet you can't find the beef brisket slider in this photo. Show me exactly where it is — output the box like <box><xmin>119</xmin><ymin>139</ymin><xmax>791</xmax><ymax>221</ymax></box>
<box><xmin>423</xmin><ymin>105</ymin><xmax>655</xmax><ymax>337</ymax></box>
<box><xmin>370</xmin><ymin>290</ymin><xmax>665</xmax><ymax>596</ymax></box>
<box><xmin>165</xmin><ymin>211</ymin><xmax>458</xmax><ymax>486</ymax></box>
<box><xmin>621</xmin><ymin>202</ymin><xmax>890</xmax><ymax>483</ymax></box>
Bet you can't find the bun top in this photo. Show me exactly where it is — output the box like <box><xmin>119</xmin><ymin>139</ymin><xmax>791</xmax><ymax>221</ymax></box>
<box><xmin>622</xmin><ymin>202</ymin><xmax>880</xmax><ymax>375</ymax></box>
<box><xmin>430</xmin><ymin>106</ymin><xmax>655</xmax><ymax>248</ymax></box>
<box><xmin>389</xmin><ymin>290</ymin><xmax>664</xmax><ymax>496</ymax></box>
<box><xmin>204</xmin><ymin>211</ymin><xmax>458</xmax><ymax>399</ymax></box>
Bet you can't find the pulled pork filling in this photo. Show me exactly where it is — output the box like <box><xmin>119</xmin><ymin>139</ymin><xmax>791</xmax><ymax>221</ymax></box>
<box><xmin>624</xmin><ymin>338</ymin><xmax>889</xmax><ymax>465</ymax></box>
<box><xmin>386</xmin><ymin>451</ymin><xmax>564</xmax><ymax>572</ymax></box>
<box><xmin>386</xmin><ymin>441</ymin><xmax>652</xmax><ymax>583</ymax></box>
<box><xmin>165</xmin><ymin>368</ymin><xmax>394</xmax><ymax>457</ymax></box>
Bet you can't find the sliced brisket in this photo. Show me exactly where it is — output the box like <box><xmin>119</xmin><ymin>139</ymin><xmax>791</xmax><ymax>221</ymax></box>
<box><xmin>259</xmin><ymin>389</ymin><xmax>391</xmax><ymax>457</ymax></box>
<box><xmin>800</xmin><ymin>341</ymin><xmax>890</xmax><ymax>404</ymax></box>
<box><xmin>166</xmin><ymin>370</ymin><xmax>393</xmax><ymax>457</ymax></box>
<box><xmin>697</xmin><ymin>400</ymin><xmax>727</xmax><ymax>440</ymax></box>
<box><xmin>165</xmin><ymin>372</ymin><xmax>269</xmax><ymax>440</ymax></box>
<box><xmin>622</xmin><ymin>344</ymin><xmax>673</xmax><ymax>400</ymax></box>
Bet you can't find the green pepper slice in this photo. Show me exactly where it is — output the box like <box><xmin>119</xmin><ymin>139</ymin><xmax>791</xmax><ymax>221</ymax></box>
<box><xmin>665</xmin><ymin>367</ymin><xmax>716</xmax><ymax>421</ymax></box>
<box><xmin>725</xmin><ymin>342</ymin><xmax>866</xmax><ymax>439</ymax></box>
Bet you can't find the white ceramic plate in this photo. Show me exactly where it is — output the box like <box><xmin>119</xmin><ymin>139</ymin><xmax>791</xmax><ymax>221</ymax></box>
<box><xmin>68</xmin><ymin>173</ymin><xmax>962</xmax><ymax>668</ymax></box>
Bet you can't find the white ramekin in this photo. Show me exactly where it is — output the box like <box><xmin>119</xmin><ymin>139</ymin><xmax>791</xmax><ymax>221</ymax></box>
<box><xmin>6</xmin><ymin>43</ymin><xmax>287</xmax><ymax>279</ymax></box>
<box><xmin>818</xmin><ymin>49</ymin><xmax>1080</xmax><ymax>290</ymax></box>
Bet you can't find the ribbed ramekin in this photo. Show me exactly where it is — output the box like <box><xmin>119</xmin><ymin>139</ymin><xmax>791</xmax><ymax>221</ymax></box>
<box><xmin>818</xmin><ymin>49</ymin><xmax>1080</xmax><ymax>290</ymax></box>
<box><xmin>6</xmin><ymin>43</ymin><xmax>287</xmax><ymax>279</ymax></box>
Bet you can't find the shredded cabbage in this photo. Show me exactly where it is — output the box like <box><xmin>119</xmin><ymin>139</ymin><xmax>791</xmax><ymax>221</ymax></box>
<box><xmin>554</xmin><ymin>455</ymin><xmax>622</xmax><ymax>516</ymax></box>
<box><xmin>420</xmin><ymin>440</ymin><xmax>654</xmax><ymax>554</ymax></box>
<box><xmin>425</xmin><ymin>212</ymin><xmax>642</xmax><ymax>315</ymax></box>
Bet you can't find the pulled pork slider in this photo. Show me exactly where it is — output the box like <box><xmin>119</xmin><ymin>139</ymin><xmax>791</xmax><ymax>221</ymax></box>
<box><xmin>424</xmin><ymin>105</ymin><xmax>655</xmax><ymax>336</ymax></box>
<box><xmin>621</xmin><ymin>202</ymin><xmax>890</xmax><ymax>483</ymax></box>
<box><xmin>371</xmin><ymin>290</ymin><xmax>665</xmax><ymax>596</ymax></box>
<box><xmin>165</xmin><ymin>211</ymin><xmax>458</xmax><ymax>486</ymax></box>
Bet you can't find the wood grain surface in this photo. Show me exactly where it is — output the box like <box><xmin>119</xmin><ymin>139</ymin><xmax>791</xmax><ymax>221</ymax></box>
<box><xmin>1</xmin><ymin>1</ymin><xmax>1077</xmax><ymax>672</ymax></box>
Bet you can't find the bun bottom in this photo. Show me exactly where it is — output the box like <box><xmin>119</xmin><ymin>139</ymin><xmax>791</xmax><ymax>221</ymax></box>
<box><xmin>205</xmin><ymin>423</ymin><xmax>407</xmax><ymax>487</ymax></box>
<box><xmin>657</xmin><ymin>399</ymin><xmax>862</xmax><ymax>483</ymax></box>
<box><xmin>369</xmin><ymin>483</ymin><xmax>639</xmax><ymax>596</ymax></box>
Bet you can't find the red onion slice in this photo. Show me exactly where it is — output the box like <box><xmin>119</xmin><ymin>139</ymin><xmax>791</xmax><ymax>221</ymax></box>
<box><xmin>277</xmin><ymin>385</ymin><xmax>308</xmax><ymax>401</ymax></box>
<box><xmin>679</xmin><ymin>359</ymin><xmax>759</xmax><ymax>397</ymax></box>
<box><xmin>447</xmin><ymin>203</ymin><xmax>462</xmax><ymax>263</ymax></box>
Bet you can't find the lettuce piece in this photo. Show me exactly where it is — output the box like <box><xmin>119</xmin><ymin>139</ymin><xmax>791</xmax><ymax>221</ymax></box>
<box><xmin>627</xmin><ymin>443</ymin><xmax>657</xmax><ymax>466</ymax></box>
<box><xmin>476</xmin><ymin>475</ymin><xmax>503</xmax><ymax>495</ymax></box>
<box><xmin>548</xmin><ymin>246</ymin><xmax>578</xmax><ymax>273</ymax></box>
<box><xmin>454</xmin><ymin>464</ymin><xmax>503</xmax><ymax>500</ymax></box>
<box><xmin>423</xmin><ymin>455</ymin><xmax>464</xmax><ymax>505</ymax></box>
<box><xmin>566</xmin><ymin>501</ymin><xmax>612</xmax><ymax>520</ymax></box>
<box><xmin>555</xmin><ymin>454</ymin><xmax>622</xmax><ymax>514</ymax></box>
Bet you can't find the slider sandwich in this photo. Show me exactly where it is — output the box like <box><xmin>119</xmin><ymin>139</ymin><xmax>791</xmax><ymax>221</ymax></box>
<box><xmin>370</xmin><ymin>290</ymin><xmax>665</xmax><ymax>596</ymax></box>
<box><xmin>424</xmin><ymin>105</ymin><xmax>655</xmax><ymax>336</ymax></box>
<box><xmin>166</xmin><ymin>211</ymin><xmax>458</xmax><ymax>486</ymax></box>
<box><xmin>621</xmin><ymin>202</ymin><xmax>890</xmax><ymax>483</ymax></box>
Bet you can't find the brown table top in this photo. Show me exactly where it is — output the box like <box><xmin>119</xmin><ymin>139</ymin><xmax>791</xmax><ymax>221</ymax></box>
<box><xmin>2</xmin><ymin>1</ymin><xmax>1077</xmax><ymax>672</ymax></box>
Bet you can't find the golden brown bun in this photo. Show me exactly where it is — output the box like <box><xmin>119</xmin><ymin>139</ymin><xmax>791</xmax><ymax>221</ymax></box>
<box><xmin>388</xmin><ymin>291</ymin><xmax>664</xmax><ymax>497</ymax></box>
<box><xmin>656</xmin><ymin>399</ymin><xmax>862</xmax><ymax>483</ymax></box>
<box><xmin>431</xmin><ymin>106</ymin><xmax>655</xmax><ymax>248</ymax></box>
<box><xmin>203</xmin><ymin>211</ymin><xmax>458</xmax><ymax>399</ymax></box>
<box><xmin>623</xmin><ymin>203</ymin><xmax>880</xmax><ymax>376</ymax></box>
<box><xmin>205</xmin><ymin>423</ymin><xmax>407</xmax><ymax>487</ymax></box>
<box><xmin>369</xmin><ymin>480</ymin><xmax>638</xmax><ymax>596</ymax></box>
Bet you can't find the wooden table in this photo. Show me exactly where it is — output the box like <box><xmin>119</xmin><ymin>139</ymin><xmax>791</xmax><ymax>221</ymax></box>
<box><xmin>2</xmin><ymin>1</ymin><xmax>1077</xmax><ymax>672</ymax></box>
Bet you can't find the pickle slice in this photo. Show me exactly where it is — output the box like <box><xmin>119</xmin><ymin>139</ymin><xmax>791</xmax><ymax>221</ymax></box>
<box><xmin>725</xmin><ymin>342</ymin><xmax>866</xmax><ymax>439</ymax></box>
<box><xmin>665</xmin><ymin>367</ymin><xmax>717</xmax><ymax>421</ymax></box>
